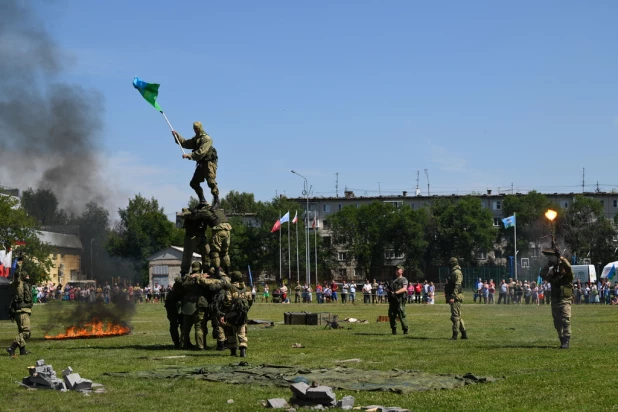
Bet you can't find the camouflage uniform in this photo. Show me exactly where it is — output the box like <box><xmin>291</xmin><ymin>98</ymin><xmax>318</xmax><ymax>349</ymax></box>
<box><xmin>180</xmin><ymin>208</ymin><xmax>209</xmax><ymax>274</ymax></box>
<box><xmin>216</xmin><ymin>271</ymin><xmax>252</xmax><ymax>357</ymax></box>
<box><xmin>164</xmin><ymin>276</ymin><xmax>184</xmax><ymax>349</ymax></box>
<box><xmin>184</xmin><ymin>207</ymin><xmax>232</xmax><ymax>273</ymax></box>
<box><xmin>7</xmin><ymin>263</ymin><xmax>33</xmax><ymax>357</ymax></box>
<box><xmin>540</xmin><ymin>252</ymin><xmax>574</xmax><ymax>349</ymax></box>
<box><xmin>174</xmin><ymin>121</ymin><xmax>219</xmax><ymax>206</ymax></box>
<box><xmin>446</xmin><ymin>257</ymin><xmax>467</xmax><ymax>340</ymax></box>
<box><xmin>180</xmin><ymin>263</ymin><xmax>205</xmax><ymax>350</ymax></box>
<box><xmin>388</xmin><ymin>266</ymin><xmax>409</xmax><ymax>335</ymax></box>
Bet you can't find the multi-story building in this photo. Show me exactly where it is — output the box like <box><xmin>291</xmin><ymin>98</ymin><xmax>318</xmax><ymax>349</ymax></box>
<box><xmin>288</xmin><ymin>190</ymin><xmax>618</xmax><ymax>280</ymax></box>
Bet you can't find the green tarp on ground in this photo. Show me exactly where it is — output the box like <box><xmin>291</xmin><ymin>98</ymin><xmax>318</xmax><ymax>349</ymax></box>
<box><xmin>105</xmin><ymin>363</ymin><xmax>501</xmax><ymax>393</ymax></box>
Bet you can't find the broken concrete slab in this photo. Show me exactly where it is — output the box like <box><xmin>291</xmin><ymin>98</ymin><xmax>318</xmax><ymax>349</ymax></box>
<box><xmin>36</xmin><ymin>359</ymin><xmax>45</xmax><ymax>367</ymax></box>
<box><xmin>62</xmin><ymin>366</ymin><xmax>73</xmax><ymax>377</ymax></box>
<box><xmin>63</xmin><ymin>373</ymin><xmax>82</xmax><ymax>390</ymax></box>
<box><xmin>338</xmin><ymin>395</ymin><xmax>355</xmax><ymax>410</ymax></box>
<box><xmin>267</xmin><ymin>398</ymin><xmax>290</xmax><ymax>409</ymax></box>
<box><xmin>290</xmin><ymin>381</ymin><xmax>310</xmax><ymax>398</ymax></box>
<box><xmin>73</xmin><ymin>379</ymin><xmax>93</xmax><ymax>391</ymax></box>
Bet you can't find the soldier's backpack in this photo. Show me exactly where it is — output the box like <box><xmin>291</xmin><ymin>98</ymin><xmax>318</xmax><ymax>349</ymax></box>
<box><xmin>226</xmin><ymin>285</ymin><xmax>250</xmax><ymax>326</ymax></box>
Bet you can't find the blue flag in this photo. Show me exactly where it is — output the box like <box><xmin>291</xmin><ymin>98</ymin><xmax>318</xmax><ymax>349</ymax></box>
<box><xmin>607</xmin><ymin>264</ymin><xmax>616</xmax><ymax>280</ymax></box>
<box><xmin>502</xmin><ymin>215</ymin><xmax>516</xmax><ymax>229</ymax></box>
<box><xmin>248</xmin><ymin>265</ymin><xmax>253</xmax><ymax>286</ymax></box>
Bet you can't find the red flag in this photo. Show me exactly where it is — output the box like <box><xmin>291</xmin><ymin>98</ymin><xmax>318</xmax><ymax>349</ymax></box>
<box><xmin>271</xmin><ymin>219</ymin><xmax>281</xmax><ymax>233</ymax></box>
<box><xmin>292</xmin><ymin>211</ymin><xmax>298</xmax><ymax>224</ymax></box>
<box><xmin>312</xmin><ymin>215</ymin><xmax>317</xmax><ymax>229</ymax></box>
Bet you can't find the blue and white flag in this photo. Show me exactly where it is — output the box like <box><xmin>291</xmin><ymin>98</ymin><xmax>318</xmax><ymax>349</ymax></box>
<box><xmin>280</xmin><ymin>211</ymin><xmax>290</xmax><ymax>224</ymax></box>
<box><xmin>502</xmin><ymin>215</ymin><xmax>516</xmax><ymax>229</ymax></box>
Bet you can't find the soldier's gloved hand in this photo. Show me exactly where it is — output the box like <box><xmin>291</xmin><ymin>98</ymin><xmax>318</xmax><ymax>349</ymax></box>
<box><xmin>172</xmin><ymin>131</ymin><xmax>178</xmax><ymax>139</ymax></box>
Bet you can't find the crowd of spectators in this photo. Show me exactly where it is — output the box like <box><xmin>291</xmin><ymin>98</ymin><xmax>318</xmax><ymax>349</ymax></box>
<box><xmin>29</xmin><ymin>281</ymin><xmax>173</xmax><ymax>305</ymax></box>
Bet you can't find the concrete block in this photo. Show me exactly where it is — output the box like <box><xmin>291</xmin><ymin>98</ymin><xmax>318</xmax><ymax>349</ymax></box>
<box><xmin>36</xmin><ymin>359</ymin><xmax>45</xmax><ymax>367</ymax></box>
<box><xmin>54</xmin><ymin>381</ymin><xmax>67</xmax><ymax>391</ymax></box>
<box><xmin>64</xmin><ymin>373</ymin><xmax>81</xmax><ymax>390</ymax></box>
<box><xmin>306</xmin><ymin>386</ymin><xmax>336</xmax><ymax>403</ymax></box>
<box><xmin>62</xmin><ymin>366</ymin><xmax>73</xmax><ymax>377</ymax></box>
<box><xmin>267</xmin><ymin>398</ymin><xmax>290</xmax><ymax>409</ymax></box>
<box><xmin>339</xmin><ymin>395</ymin><xmax>355</xmax><ymax>410</ymax></box>
<box><xmin>290</xmin><ymin>381</ymin><xmax>310</xmax><ymax>398</ymax></box>
<box><xmin>29</xmin><ymin>376</ymin><xmax>53</xmax><ymax>387</ymax></box>
<box><xmin>35</xmin><ymin>366</ymin><xmax>46</xmax><ymax>374</ymax></box>
<box><xmin>73</xmin><ymin>379</ymin><xmax>93</xmax><ymax>391</ymax></box>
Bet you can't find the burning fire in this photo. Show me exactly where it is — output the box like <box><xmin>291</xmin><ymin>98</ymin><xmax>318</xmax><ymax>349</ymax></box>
<box><xmin>45</xmin><ymin>319</ymin><xmax>131</xmax><ymax>340</ymax></box>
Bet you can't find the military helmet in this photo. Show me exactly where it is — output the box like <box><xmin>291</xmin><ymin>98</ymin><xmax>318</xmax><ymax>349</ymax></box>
<box><xmin>191</xmin><ymin>261</ymin><xmax>202</xmax><ymax>273</ymax></box>
<box><xmin>449</xmin><ymin>257</ymin><xmax>459</xmax><ymax>266</ymax></box>
<box><xmin>193</xmin><ymin>121</ymin><xmax>204</xmax><ymax>132</ymax></box>
<box><xmin>230</xmin><ymin>271</ymin><xmax>243</xmax><ymax>283</ymax></box>
<box><xmin>542</xmin><ymin>248</ymin><xmax>560</xmax><ymax>257</ymax></box>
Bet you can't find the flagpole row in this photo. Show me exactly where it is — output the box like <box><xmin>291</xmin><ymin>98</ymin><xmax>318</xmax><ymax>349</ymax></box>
<box><xmin>161</xmin><ymin>111</ymin><xmax>186</xmax><ymax>155</ymax></box>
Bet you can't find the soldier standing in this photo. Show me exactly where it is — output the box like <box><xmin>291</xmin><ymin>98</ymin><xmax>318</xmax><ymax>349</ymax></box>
<box><xmin>446</xmin><ymin>257</ymin><xmax>468</xmax><ymax>340</ymax></box>
<box><xmin>180</xmin><ymin>262</ymin><xmax>203</xmax><ymax>350</ymax></box>
<box><xmin>172</xmin><ymin>122</ymin><xmax>220</xmax><ymax>209</ymax></box>
<box><xmin>216</xmin><ymin>271</ymin><xmax>253</xmax><ymax>357</ymax></box>
<box><xmin>164</xmin><ymin>276</ymin><xmax>184</xmax><ymax>349</ymax></box>
<box><xmin>7</xmin><ymin>257</ymin><xmax>33</xmax><ymax>357</ymax></box>
<box><xmin>387</xmin><ymin>265</ymin><xmax>409</xmax><ymax>335</ymax></box>
<box><xmin>540</xmin><ymin>248</ymin><xmax>574</xmax><ymax>349</ymax></box>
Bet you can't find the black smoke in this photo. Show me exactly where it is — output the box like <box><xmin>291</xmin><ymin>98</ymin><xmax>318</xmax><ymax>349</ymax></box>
<box><xmin>0</xmin><ymin>0</ymin><xmax>110</xmax><ymax>214</ymax></box>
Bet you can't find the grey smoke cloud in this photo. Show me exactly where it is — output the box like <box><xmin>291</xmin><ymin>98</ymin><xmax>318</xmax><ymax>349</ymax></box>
<box><xmin>0</xmin><ymin>0</ymin><xmax>111</xmax><ymax>214</ymax></box>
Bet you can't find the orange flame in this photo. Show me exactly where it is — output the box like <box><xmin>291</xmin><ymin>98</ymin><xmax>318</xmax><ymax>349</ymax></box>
<box><xmin>44</xmin><ymin>319</ymin><xmax>131</xmax><ymax>340</ymax></box>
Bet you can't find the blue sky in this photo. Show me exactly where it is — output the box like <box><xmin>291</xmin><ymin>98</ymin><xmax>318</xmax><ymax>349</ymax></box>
<box><xmin>33</xmin><ymin>1</ymin><xmax>618</xmax><ymax>217</ymax></box>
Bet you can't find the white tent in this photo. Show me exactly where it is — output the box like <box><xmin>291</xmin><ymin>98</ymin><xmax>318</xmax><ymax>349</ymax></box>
<box><xmin>600</xmin><ymin>261</ymin><xmax>618</xmax><ymax>279</ymax></box>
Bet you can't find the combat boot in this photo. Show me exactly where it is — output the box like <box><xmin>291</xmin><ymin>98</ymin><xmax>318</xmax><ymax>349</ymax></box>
<box><xmin>460</xmin><ymin>330</ymin><xmax>468</xmax><ymax>340</ymax></box>
<box><xmin>403</xmin><ymin>328</ymin><xmax>409</xmax><ymax>335</ymax></box>
<box><xmin>216</xmin><ymin>341</ymin><xmax>226</xmax><ymax>351</ymax></box>
<box><xmin>19</xmin><ymin>346</ymin><xmax>31</xmax><ymax>356</ymax></box>
<box><xmin>560</xmin><ymin>337</ymin><xmax>570</xmax><ymax>349</ymax></box>
<box><xmin>392</xmin><ymin>328</ymin><xmax>397</xmax><ymax>335</ymax></box>
<box><xmin>212</xmin><ymin>194</ymin><xmax>220</xmax><ymax>210</ymax></box>
<box><xmin>230</xmin><ymin>348</ymin><xmax>237</xmax><ymax>357</ymax></box>
<box><xmin>451</xmin><ymin>331</ymin><xmax>458</xmax><ymax>340</ymax></box>
<box><xmin>240</xmin><ymin>347</ymin><xmax>247</xmax><ymax>358</ymax></box>
<box><xmin>6</xmin><ymin>342</ymin><xmax>18</xmax><ymax>357</ymax></box>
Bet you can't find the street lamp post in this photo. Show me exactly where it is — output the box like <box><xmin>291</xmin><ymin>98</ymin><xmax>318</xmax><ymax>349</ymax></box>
<box><xmin>291</xmin><ymin>170</ymin><xmax>310</xmax><ymax>285</ymax></box>
<box><xmin>90</xmin><ymin>238</ymin><xmax>95</xmax><ymax>281</ymax></box>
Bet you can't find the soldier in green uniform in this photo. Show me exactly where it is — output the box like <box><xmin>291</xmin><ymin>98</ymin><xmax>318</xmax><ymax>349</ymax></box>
<box><xmin>7</xmin><ymin>257</ymin><xmax>33</xmax><ymax>357</ymax></box>
<box><xmin>446</xmin><ymin>257</ymin><xmax>468</xmax><ymax>340</ymax></box>
<box><xmin>208</xmin><ymin>208</ymin><xmax>232</xmax><ymax>274</ymax></box>
<box><xmin>540</xmin><ymin>248</ymin><xmax>574</xmax><ymax>349</ymax></box>
<box><xmin>387</xmin><ymin>265</ymin><xmax>409</xmax><ymax>335</ymax></box>
<box><xmin>164</xmin><ymin>276</ymin><xmax>184</xmax><ymax>349</ymax></box>
<box><xmin>180</xmin><ymin>262</ymin><xmax>202</xmax><ymax>350</ymax></box>
<box><xmin>172</xmin><ymin>122</ymin><xmax>220</xmax><ymax>209</ymax></box>
<box><xmin>181</xmin><ymin>206</ymin><xmax>232</xmax><ymax>275</ymax></box>
<box><xmin>216</xmin><ymin>271</ymin><xmax>253</xmax><ymax>357</ymax></box>
<box><xmin>179</xmin><ymin>207</ymin><xmax>209</xmax><ymax>276</ymax></box>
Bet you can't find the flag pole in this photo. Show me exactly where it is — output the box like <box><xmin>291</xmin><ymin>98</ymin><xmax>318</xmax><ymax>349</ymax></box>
<box><xmin>314</xmin><ymin>217</ymin><xmax>318</xmax><ymax>287</ymax></box>
<box><xmin>514</xmin><ymin>212</ymin><xmax>518</xmax><ymax>281</ymax></box>
<box><xmin>295</xmin><ymin>211</ymin><xmax>300</xmax><ymax>284</ymax></box>
<box><xmin>288</xmin><ymin>210</ymin><xmax>291</xmax><ymax>283</ymax></box>
<box><xmin>279</xmin><ymin>212</ymin><xmax>282</xmax><ymax>283</ymax></box>
<box><xmin>160</xmin><ymin>111</ymin><xmax>186</xmax><ymax>155</ymax></box>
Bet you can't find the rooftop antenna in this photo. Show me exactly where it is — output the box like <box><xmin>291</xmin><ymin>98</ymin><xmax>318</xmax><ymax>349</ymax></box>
<box><xmin>415</xmin><ymin>171</ymin><xmax>421</xmax><ymax>196</ymax></box>
<box><xmin>582</xmin><ymin>168</ymin><xmax>585</xmax><ymax>193</ymax></box>
<box><xmin>335</xmin><ymin>172</ymin><xmax>339</xmax><ymax>198</ymax></box>
<box><xmin>424</xmin><ymin>169</ymin><xmax>430</xmax><ymax>196</ymax></box>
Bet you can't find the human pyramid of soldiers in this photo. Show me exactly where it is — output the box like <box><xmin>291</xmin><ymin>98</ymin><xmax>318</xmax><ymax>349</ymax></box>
<box><xmin>164</xmin><ymin>122</ymin><xmax>253</xmax><ymax>358</ymax></box>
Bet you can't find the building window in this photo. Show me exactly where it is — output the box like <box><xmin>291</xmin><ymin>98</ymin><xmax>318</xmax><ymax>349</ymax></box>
<box><xmin>384</xmin><ymin>201</ymin><xmax>403</xmax><ymax>209</ymax></box>
<box><xmin>476</xmin><ymin>251</ymin><xmax>487</xmax><ymax>260</ymax></box>
<box><xmin>409</xmin><ymin>203</ymin><xmax>415</xmax><ymax>210</ymax></box>
<box><xmin>308</xmin><ymin>203</ymin><xmax>318</xmax><ymax>211</ymax></box>
<box><xmin>322</xmin><ymin>220</ymin><xmax>329</xmax><ymax>229</ymax></box>
<box><xmin>613</xmin><ymin>200</ymin><xmax>617</xmax><ymax>208</ymax></box>
<box><xmin>338</xmin><ymin>252</ymin><xmax>348</xmax><ymax>261</ymax></box>
<box><xmin>531</xmin><ymin>248</ymin><xmax>538</xmax><ymax>258</ymax></box>
<box><xmin>70</xmin><ymin>270</ymin><xmax>78</xmax><ymax>281</ymax></box>
<box><xmin>492</xmin><ymin>201</ymin><xmax>501</xmax><ymax>210</ymax></box>
<box><xmin>323</xmin><ymin>204</ymin><xmax>331</xmax><ymax>213</ymax></box>
<box><xmin>323</xmin><ymin>236</ymin><xmax>331</xmax><ymax>247</ymax></box>
<box><xmin>153</xmin><ymin>265</ymin><xmax>169</xmax><ymax>275</ymax></box>
<box><xmin>493</xmin><ymin>218</ymin><xmax>501</xmax><ymax>227</ymax></box>
<box><xmin>339</xmin><ymin>268</ymin><xmax>346</xmax><ymax>278</ymax></box>
<box><xmin>600</xmin><ymin>200</ymin><xmax>604</xmax><ymax>206</ymax></box>
<box><xmin>563</xmin><ymin>201</ymin><xmax>569</xmax><ymax>209</ymax></box>
<box><xmin>481</xmin><ymin>201</ymin><xmax>486</xmax><ymax>209</ymax></box>
<box><xmin>338</xmin><ymin>204</ymin><xmax>342</xmax><ymax>211</ymax></box>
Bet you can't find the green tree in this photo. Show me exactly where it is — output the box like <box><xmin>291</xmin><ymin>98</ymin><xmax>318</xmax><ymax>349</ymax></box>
<box><xmin>502</xmin><ymin>191</ymin><xmax>557</xmax><ymax>258</ymax></box>
<box><xmin>106</xmin><ymin>195</ymin><xmax>183</xmax><ymax>284</ymax></box>
<box><xmin>427</xmin><ymin>196</ymin><xmax>495</xmax><ymax>266</ymax></box>
<box><xmin>562</xmin><ymin>195</ymin><xmax>617</xmax><ymax>266</ymax></box>
<box><xmin>220</xmin><ymin>191</ymin><xmax>259</xmax><ymax>213</ymax></box>
<box><xmin>0</xmin><ymin>195</ymin><xmax>53</xmax><ymax>283</ymax></box>
<box><xmin>21</xmin><ymin>188</ymin><xmax>69</xmax><ymax>225</ymax></box>
<box><xmin>389</xmin><ymin>205</ymin><xmax>429</xmax><ymax>277</ymax></box>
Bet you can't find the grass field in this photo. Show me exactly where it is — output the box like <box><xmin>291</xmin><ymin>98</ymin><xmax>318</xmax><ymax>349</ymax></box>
<box><xmin>1</xmin><ymin>301</ymin><xmax>617</xmax><ymax>412</ymax></box>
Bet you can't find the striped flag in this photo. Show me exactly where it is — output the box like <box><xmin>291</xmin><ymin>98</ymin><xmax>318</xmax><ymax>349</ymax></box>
<box><xmin>292</xmin><ymin>211</ymin><xmax>298</xmax><ymax>224</ymax></box>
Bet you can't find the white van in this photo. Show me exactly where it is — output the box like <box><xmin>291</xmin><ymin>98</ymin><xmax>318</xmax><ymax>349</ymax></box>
<box><xmin>571</xmin><ymin>265</ymin><xmax>597</xmax><ymax>284</ymax></box>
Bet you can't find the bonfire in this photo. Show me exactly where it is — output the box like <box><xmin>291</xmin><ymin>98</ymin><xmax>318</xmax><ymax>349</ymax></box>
<box><xmin>45</xmin><ymin>319</ymin><xmax>131</xmax><ymax>340</ymax></box>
